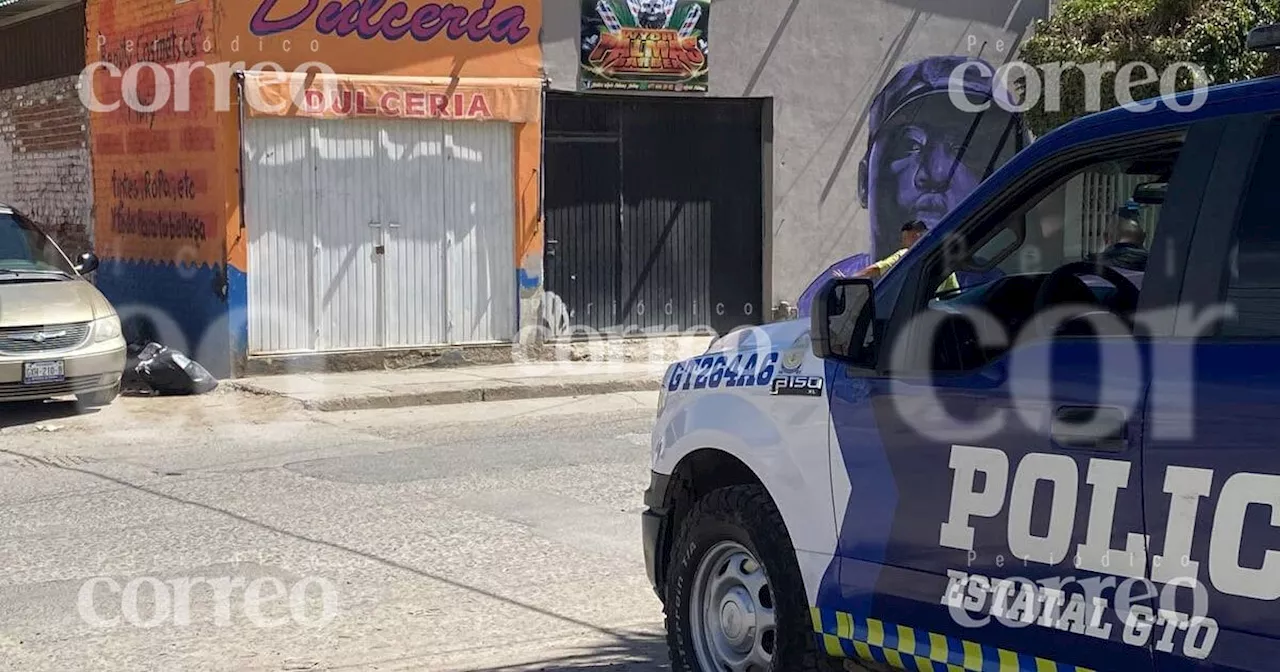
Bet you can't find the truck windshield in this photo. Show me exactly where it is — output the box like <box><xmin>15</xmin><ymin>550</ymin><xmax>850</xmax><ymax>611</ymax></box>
<box><xmin>0</xmin><ymin>212</ymin><xmax>75</xmax><ymax>276</ymax></box>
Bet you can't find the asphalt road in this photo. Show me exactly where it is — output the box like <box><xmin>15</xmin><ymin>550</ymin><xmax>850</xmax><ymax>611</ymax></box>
<box><xmin>0</xmin><ymin>388</ymin><xmax>669</xmax><ymax>671</ymax></box>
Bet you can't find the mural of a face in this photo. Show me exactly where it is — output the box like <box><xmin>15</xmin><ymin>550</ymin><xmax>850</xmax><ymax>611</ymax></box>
<box><xmin>860</xmin><ymin>57</ymin><xmax>1024</xmax><ymax>260</ymax></box>
<box><xmin>797</xmin><ymin>56</ymin><xmax>1027</xmax><ymax>317</ymax></box>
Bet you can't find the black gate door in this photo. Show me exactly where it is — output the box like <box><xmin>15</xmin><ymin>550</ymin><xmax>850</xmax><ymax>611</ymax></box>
<box><xmin>544</xmin><ymin>137</ymin><xmax>622</xmax><ymax>334</ymax></box>
<box><xmin>544</xmin><ymin>93</ymin><xmax>765</xmax><ymax>337</ymax></box>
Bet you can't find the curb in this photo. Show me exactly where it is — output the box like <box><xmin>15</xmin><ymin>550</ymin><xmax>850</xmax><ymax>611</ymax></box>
<box><xmin>227</xmin><ymin>377</ymin><xmax>662</xmax><ymax>412</ymax></box>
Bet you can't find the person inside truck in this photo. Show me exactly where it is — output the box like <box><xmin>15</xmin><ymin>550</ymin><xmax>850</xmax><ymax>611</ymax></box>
<box><xmin>855</xmin><ymin>220</ymin><xmax>960</xmax><ymax>293</ymax></box>
<box><xmin>1095</xmin><ymin>215</ymin><xmax>1149</xmax><ymax>271</ymax></box>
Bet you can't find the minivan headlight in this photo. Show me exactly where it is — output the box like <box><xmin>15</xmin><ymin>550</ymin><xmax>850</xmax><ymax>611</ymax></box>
<box><xmin>93</xmin><ymin>315</ymin><xmax>122</xmax><ymax>343</ymax></box>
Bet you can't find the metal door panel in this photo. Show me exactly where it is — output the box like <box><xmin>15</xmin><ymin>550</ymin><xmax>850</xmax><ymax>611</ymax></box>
<box><xmin>378</xmin><ymin>119</ymin><xmax>448</xmax><ymax>347</ymax></box>
<box><xmin>542</xmin><ymin>138</ymin><xmax>622</xmax><ymax>334</ymax></box>
<box><xmin>543</xmin><ymin>93</ymin><xmax>765</xmax><ymax>337</ymax></box>
<box><xmin>311</xmin><ymin>118</ymin><xmax>383</xmax><ymax>350</ymax></box>
<box><xmin>243</xmin><ymin>117</ymin><xmax>317</xmax><ymax>354</ymax></box>
<box><xmin>443</xmin><ymin>122</ymin><xmax>516</xmax><ymax>343</ymax></box>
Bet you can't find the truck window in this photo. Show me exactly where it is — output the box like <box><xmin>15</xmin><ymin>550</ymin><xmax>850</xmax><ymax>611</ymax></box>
<box><xmin>1220</xmin><ymin>120</ymin><xmax>1280</xmax><ymax>337</ymax></box>
<box><xmin>975</xmin><ymin>158</ymin><xmax>1168</xmax><ymax>282</ymax></box>
<box><xmin>918</xmin><ymin>141</ymin><xmax>1185</xmax><ymax>372</ymax></box>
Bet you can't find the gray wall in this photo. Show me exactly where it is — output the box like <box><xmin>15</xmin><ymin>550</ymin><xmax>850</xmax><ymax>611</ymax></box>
<box><xmin>540</xmin><ymin>0</ymin><xmax>1050</xmax><ymax>310</ymax></box>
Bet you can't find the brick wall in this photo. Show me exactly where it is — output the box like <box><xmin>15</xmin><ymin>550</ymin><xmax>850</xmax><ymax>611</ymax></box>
<box><xmin>0</xmin><ymin>75</ymin><xmax>93</xmax><ymax>258</ymax></box>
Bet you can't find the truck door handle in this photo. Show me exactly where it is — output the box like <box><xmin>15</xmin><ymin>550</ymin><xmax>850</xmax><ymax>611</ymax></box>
<box><xmin>1051</xmin><ymin>405</ymin><xmax>1129</xmax><ymax>452</ymax></box>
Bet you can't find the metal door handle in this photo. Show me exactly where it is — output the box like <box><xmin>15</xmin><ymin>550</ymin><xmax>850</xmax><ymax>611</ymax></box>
<box><xmin>1051</xmin><ymin>406</ymin><xmax>1128</xmax><ymax>452</ymax></box>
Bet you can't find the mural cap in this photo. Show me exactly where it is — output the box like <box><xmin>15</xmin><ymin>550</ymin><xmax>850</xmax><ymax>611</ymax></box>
<box><xmin>867</xmin><ymin>56</ymin><xmax>1017</xmax><ymax>142</ymax></box>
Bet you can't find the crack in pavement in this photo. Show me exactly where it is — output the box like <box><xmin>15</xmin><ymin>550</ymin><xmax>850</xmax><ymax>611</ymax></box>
<box><xmin>0</xmin><ymin>447</ymin><xmax>645</xmax><ymax>645</ymax></box>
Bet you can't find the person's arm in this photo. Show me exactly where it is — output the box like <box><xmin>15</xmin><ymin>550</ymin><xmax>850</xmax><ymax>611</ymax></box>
<box><xmin>856</xmin><ymin>249</ymin><xmax>905</xmax><ymax>280</ymax></box>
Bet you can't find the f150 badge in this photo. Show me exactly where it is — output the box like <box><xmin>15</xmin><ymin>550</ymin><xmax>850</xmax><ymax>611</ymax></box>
<box><xmin>772</xmin><ymin>375</ymin><xmax>824</xmax><ymax>397</ymax></box>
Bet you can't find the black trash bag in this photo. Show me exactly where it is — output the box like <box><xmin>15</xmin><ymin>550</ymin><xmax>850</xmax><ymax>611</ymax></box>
<box><xmin>134</xmin><ymin>342</ymin><xmax>219</xmax><ymax>395</ymax></box>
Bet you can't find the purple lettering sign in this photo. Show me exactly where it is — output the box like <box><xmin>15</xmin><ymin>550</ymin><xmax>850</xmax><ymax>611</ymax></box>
<box><xmin>250</xmin><ymin>0</ymin><xmax>530</xmax><ymax>44</ymax></box>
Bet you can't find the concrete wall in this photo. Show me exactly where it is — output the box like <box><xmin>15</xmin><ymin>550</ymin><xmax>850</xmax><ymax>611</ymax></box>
<box><xmin>541</xmin><ymin>0</ymin><xmax>1051</xmax><ymax>309</ymax></box>
<box><xmin>0</xmin><ymin>75</ymin><xmax>94</xmax><ymax>258</ymax></box>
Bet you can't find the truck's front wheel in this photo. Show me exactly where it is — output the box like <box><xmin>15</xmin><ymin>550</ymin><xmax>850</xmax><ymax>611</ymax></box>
<box><xmin>665</xmin><ymin>484</ymin><xmax>839</xmax><ymax>672</ymax></box>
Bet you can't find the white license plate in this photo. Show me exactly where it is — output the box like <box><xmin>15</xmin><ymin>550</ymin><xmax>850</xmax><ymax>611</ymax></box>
<box><xmin>23</xmin><ymin>360</ymin><xmax>64</xmax><ymax>385</ymax></box>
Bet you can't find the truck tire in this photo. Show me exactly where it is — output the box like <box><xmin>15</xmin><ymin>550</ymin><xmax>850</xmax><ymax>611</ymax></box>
<box><xmin>665</xmin><ymin>484</ymin><xmax>841</xmax><ymax>672</ymax></box>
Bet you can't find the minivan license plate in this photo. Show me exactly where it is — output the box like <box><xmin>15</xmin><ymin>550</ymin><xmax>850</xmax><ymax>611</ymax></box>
<box><xmin>23</xmin><ymin>361</ymin><xmax>64</xmax><ymax>385</ymax></box>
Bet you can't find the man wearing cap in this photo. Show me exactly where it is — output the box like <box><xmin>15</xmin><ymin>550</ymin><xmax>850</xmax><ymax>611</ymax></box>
<box><xmin>799</xmin><ymin>56</ymin><xmax>1028</xmax><ymax>314</ymax></box>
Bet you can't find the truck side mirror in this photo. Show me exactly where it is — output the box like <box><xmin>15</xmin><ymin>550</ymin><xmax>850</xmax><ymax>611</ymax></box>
<box><xmin>810</xmin><ymin>277</ymin><xmax>876</xmax><ymax>365</ymax></box>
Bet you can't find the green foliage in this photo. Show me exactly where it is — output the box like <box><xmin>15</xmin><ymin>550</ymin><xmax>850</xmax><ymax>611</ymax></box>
<box><xmin>1018</xmin><ymin>0</ymin><xmax>1280</xmax><ymax>134</ymax></box>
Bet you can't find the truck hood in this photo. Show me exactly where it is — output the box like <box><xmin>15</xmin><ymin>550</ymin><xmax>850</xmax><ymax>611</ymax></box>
<box><xmin>704</xmin><ymin>318</ymin><xmax>810</xmax><ymax>357</ymax></box>
<box><xmin>0</xmin><ymin>278</ymin><xmax>114</xmax><ymax>328</ymax></box>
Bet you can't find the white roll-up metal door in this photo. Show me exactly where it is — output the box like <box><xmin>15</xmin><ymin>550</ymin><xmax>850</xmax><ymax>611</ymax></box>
<box><xmin>243</xmin><ymin>116</ymin><xmax>516</xmax><ymax>355</ymax></box>
<box><xmin>443</xmin><ymin>122</ymin><xmax>516</xmax><ymax>344</ymax></box>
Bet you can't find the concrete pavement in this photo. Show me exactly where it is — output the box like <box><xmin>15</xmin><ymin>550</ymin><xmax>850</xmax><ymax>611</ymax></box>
<box><xmin>0</xmin><ymin>389</ymin><xmax>669</xmax><ymax>671</ymax></box>
<box><xmin>229</xmin><ymin>362</ymin><xmax>672</xmax><ymax>411</ymax></box>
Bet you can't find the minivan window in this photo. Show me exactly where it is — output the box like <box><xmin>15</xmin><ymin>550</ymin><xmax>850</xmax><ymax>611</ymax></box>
<box><xmin>0</xmin><ymin>212</ymin><xmax>75</xmax><ymax>276</ymax></box>
<box><xmin>1220</xmin><ymin>120</ymin><xmax>1280</xmax><ymax>337</ymax></box>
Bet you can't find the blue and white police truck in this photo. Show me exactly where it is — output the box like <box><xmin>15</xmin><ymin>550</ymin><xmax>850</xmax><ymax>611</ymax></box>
<box><xmin>643</xmin><ymin>25</ymin><xmax>1280</xmax><ymax>672</ymax></box>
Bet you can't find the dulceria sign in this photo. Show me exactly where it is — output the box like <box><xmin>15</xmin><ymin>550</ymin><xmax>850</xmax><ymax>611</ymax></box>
<box><xmin>249</xmin><ymin>0</ymin><xmax>532</xmax><ymax>44</ymax></box>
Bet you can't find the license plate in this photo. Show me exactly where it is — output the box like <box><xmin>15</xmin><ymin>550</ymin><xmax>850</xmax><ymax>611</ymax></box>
<box><xmin>23</xmin><ymin>360</ymin><xmax>64</xmax><ymax>385</ymax></box>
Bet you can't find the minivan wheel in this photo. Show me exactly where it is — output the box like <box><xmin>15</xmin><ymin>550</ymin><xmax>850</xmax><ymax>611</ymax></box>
<box><xmin>666</xmin><ymin>485</ymin><xmax>840</xmax><ymax>672</ymax></box>
<box><xmin>76</xmin><ymin>385</ymin><xmax>119</xmax><ymax>408</ymax></box>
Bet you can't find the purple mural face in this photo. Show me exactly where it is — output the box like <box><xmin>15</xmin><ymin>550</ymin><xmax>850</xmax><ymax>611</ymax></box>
<box><xmin>865</xmin><ymin>92</ymin><xmax>1022</xmax><ymax>259</ymax></box>
<box><xmin>797</xmin><ymin>56</ymin><xmax>1026</xmax><ymax>317</ymax></box>
<box><xmin>872</xmin><ymin>111</ymin><xmax>984</xmax><ymax>236</ymax></box>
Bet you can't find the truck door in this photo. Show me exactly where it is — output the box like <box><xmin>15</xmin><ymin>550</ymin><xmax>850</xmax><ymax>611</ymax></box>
<box><xmin>1145</xmin><ymin>114</ymin><xmax>1280</xmax><ymax>672</ymax></box>
<box><xmin>817</xmin><ymin>120</ymin><xmax>1222</xmax><ymax>671</ymax></box>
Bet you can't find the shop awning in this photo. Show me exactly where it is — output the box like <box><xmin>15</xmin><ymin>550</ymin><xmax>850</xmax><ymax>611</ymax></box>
<box><xmin>239</xmin><ymin>71</ymin><xmax>543</xmax><ymax>124</ymax></box>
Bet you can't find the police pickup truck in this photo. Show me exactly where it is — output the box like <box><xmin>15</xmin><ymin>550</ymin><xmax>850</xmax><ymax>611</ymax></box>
<box><xmin>643</xmin><ymin>27</ymin><xmax>1280</xmax><ymax>672</ymax></box>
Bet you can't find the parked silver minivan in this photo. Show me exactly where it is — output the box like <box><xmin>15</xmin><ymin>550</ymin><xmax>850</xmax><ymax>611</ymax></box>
<box><xmin>0</xmin><ymin>204</ymin><xmax>125</xmax><ymax>407</ymax></box>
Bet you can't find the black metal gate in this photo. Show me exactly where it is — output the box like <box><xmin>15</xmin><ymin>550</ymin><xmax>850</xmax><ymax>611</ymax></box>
<box><xmin>543</xmin><ymin>93</ymin><xmax>766</xmax><ymax>337</ymax></box>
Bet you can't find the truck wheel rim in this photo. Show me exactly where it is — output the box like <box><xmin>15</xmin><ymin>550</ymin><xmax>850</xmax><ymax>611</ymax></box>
<box><xmin>690</xmin><ymin>541</ymin><xmax>776</xmax><ymax>671</ymax></box>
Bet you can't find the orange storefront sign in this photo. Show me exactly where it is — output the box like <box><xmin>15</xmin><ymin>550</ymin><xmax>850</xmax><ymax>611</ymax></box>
<box><xmin>219</xmin><ymin>0</ymin><xmax>542</xmax><ymax>79</ymax></box>
<box><xmin>242</xmin><ymin>72</ymin><xmax>541</xmax><ymax>122</ymax></box>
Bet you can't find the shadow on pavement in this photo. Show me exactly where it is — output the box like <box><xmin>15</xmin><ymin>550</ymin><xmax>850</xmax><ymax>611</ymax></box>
<box><xmin>463</xmin><ymin>630</ymin><xmax>671</xmax><ymax>671</ymax></box>
<box><xmin>0</xmin><ymin>399</ymin><xmax>99</xmax><ymax>430</ymax></box>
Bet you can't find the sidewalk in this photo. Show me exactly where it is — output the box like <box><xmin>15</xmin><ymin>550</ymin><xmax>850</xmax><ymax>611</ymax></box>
<box><xmin>228</xmin><ymin>361</ymin><xmax>668</xmax><ymax>411</ymax></box>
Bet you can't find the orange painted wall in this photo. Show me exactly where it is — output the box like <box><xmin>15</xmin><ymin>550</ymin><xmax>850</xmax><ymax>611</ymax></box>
<box><xmin>87</xmin><ymin>0</ymin><xmax>230</xmax><ymax>268</ymax></box>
